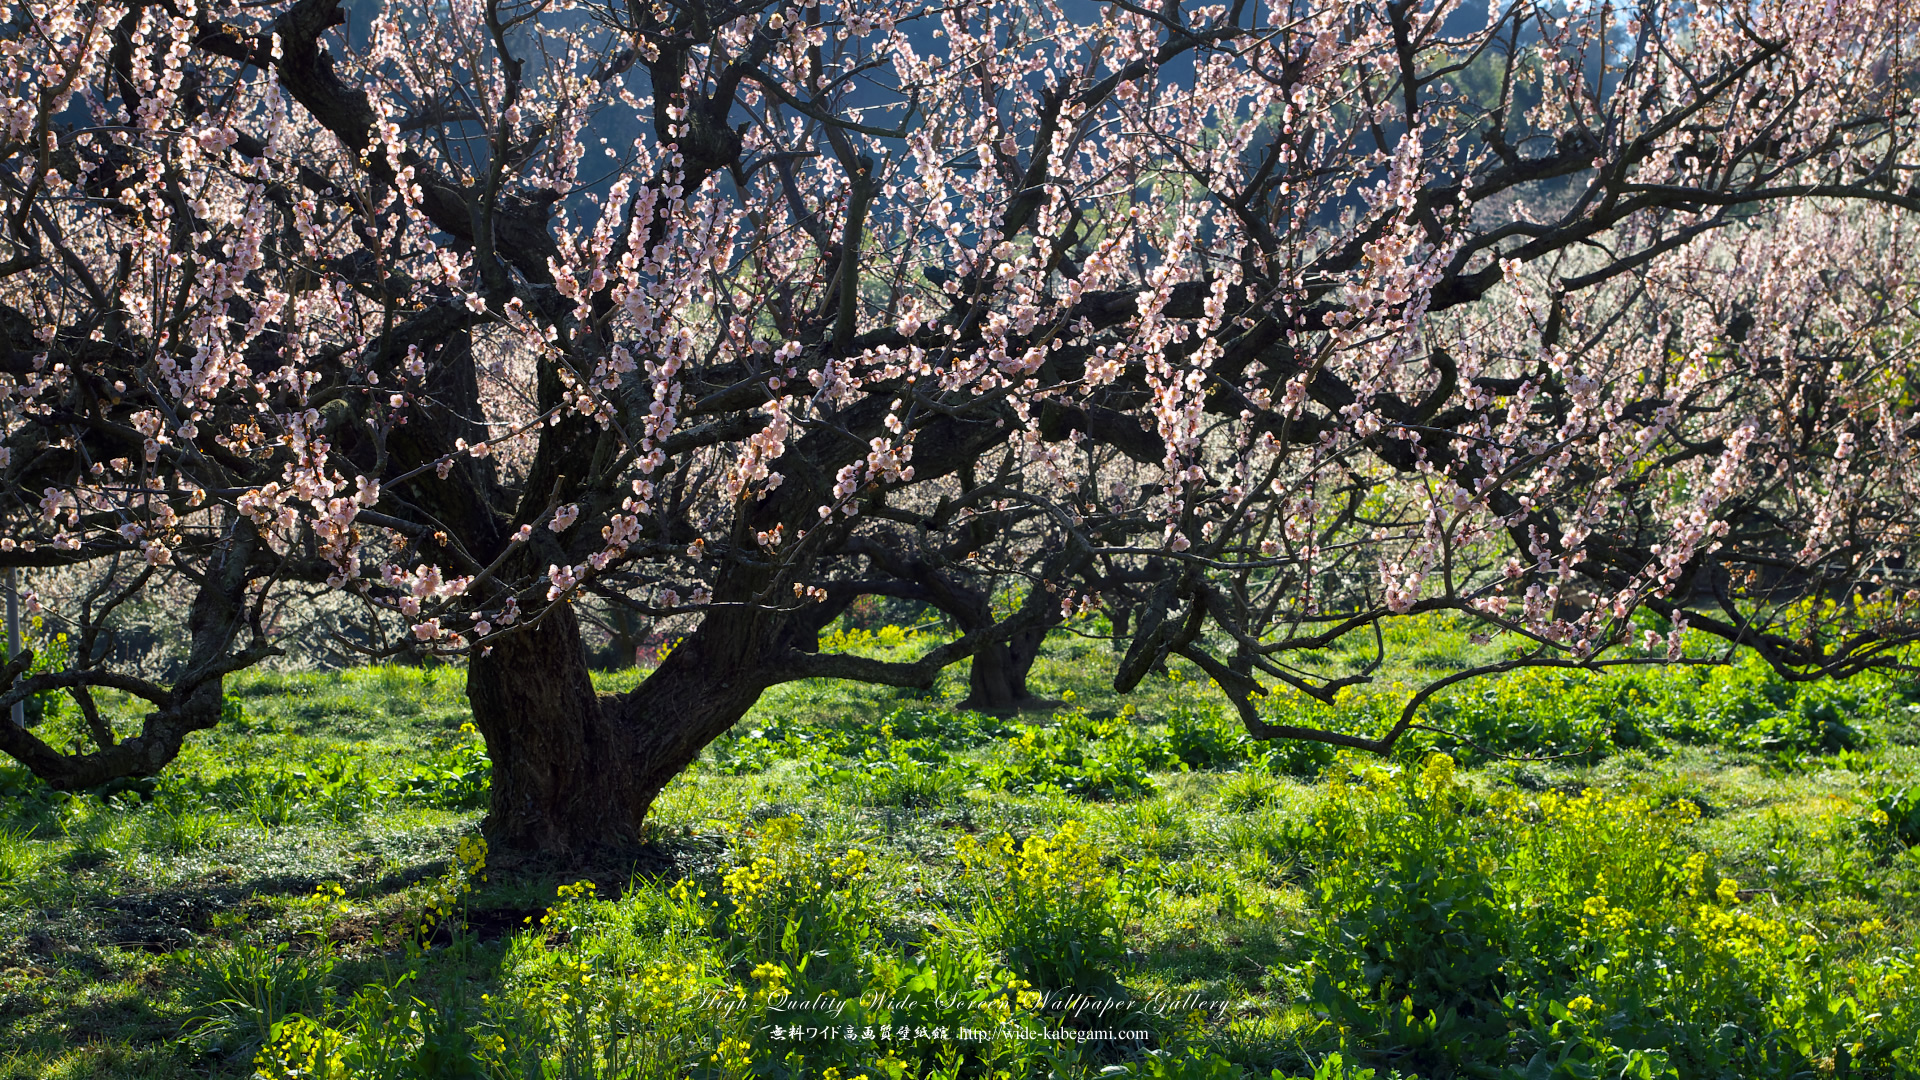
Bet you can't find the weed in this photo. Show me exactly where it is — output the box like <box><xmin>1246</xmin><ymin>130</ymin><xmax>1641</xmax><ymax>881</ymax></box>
<box><xmin>1118</xmin><ymin>1048</ymin><xmax>1246</xmax><ymax>1078</ymax></box>
<box><xmin>987</xmin><ymin>708</ymin><xmax>1167</xmax><ymax>800</ymax></box>
<box><xmin>1169</xmin><ymin>705</ymin><xmax>1251</xmax><ymax>770</ymax></box>
<box><xmin>859</xmin><ymin>758</ymin><xmax>966</xmax><ymax>807</ymax></box>
<box><xmin>401</xmin><ymin>724</ymin><xmax>491</xmax><ymax>809</ymax></box>
<box><xmin>718</xmin><ymin>814</ymin><xmax>875</xmax><ymax>964</ymax></box>
<box><xmin>1218</xmin><ymin>771</ymin><xmax>1282</xmax><ymax>812</ymax></box>
<box><xmin>0</xmin><ymin>823</ymin><xmax>35</xmax><ymax>889</ymax></box>
<box><xmin>252</xmin><ymin>972</ymin><xmax>490</xmax><ymax>1080</ymax></box>
<box><xmin>182</xmin><ymin>943</ymin><xmax>333</xmax><ymax>1059</ymax></box>
<box><xmin>145</xmin><ymin>807</ymin><xmax>225</xmax><ymax>854</ymax></box>
<box><xmin>1298</xmin><ymin>752</ymin><xmax>1920</xmax><ymax>1078</ymax></box>
<box><xmin>5</xmin><ymin>629</ymin><xmax>1920</xmax><ymax>1079</ymax></box>
<box><xmin>957</xmin><ymin>820</ymin><xmax>1125</xmax><ymax>990</ymax></box>
<box><xmin>411</xmin><ymin>834</ymin><xmax>488</xmax><ymax>947</ymax></box>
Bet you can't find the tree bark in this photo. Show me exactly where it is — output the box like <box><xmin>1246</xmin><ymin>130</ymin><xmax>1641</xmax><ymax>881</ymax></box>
<box><xmin>1107</xmin><ymin>602</ymin><xmax>1131</xmax><ymax>654</ymax></box>
<box><xmin>465</xmin><ymin>601</ymin><xmax>770</xmax><ymax>854</ymax></box>
<box><xmin>959</xmin><ymin>625</ymin><xmax>1051</xmax><ymax>714</ymax></box>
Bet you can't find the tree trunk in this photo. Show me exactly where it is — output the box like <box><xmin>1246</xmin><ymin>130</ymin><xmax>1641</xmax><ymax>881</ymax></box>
<box><xmin>831</xmin><ymin>536</ymin><xmax>1066</xmax><ymax>714</ymax></box>
<box><xmin>1107</xmin><ymin>602</ymin><xmax>1131</xmax><ymax>654</ymax></box>
<box><xmin>959</xmin><ymin>623</ymin><xmax>1051</xmax><ymax>714</ymax></box>
<box><xmin>465</xmin><ymin>601</ymin><xmax>766</xmax><ymax>855</ymax></box>
<box><xmin>606</xmin><ymin>605</ymin><xmax>645</xmax><ymax>668</ymax></box>
<box><xmin>465</xmin><ymin>603</ymin><xmax>622</xmax><ymax>852</ymax></box>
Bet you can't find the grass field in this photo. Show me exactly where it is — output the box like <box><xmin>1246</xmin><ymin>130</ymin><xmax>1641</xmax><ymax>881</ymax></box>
<box><xmin>2</xmin><ymin>616</ymin><xmax>1919</xmax><ymax>1079</ymax></box>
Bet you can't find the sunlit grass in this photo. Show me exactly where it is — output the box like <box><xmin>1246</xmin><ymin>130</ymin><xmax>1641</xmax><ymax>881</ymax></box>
<box><xmin>0</xmin><ymin>620</ymin><xmax>1916</xmax><ymax>1077</ymax></box>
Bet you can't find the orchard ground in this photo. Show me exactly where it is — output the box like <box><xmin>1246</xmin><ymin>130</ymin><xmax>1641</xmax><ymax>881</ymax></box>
<box><xmin>2</xmin><ymin>615</ymin><xmax>1919</xmax><ymax>1079</ymax></box>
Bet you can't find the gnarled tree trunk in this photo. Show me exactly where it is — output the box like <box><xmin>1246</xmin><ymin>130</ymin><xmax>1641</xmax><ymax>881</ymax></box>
<box><xmin>959</xmin><ymin>623</ymin><xmax>1053</xmax><ymax>714</ymax></box>
<box><xmin>465</xmin><ymin>602</ymin><xmax>768</xmax><ymax>854</ymax></box>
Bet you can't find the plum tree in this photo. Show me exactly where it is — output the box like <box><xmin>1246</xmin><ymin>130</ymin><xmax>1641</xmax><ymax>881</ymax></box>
<box><xmin>3</xmin><ymin>0</ymin><xmax>1918</xmax><ymax>852</ymax></box>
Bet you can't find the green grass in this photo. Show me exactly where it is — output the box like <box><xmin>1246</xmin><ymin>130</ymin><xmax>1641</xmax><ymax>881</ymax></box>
<box><xmin>0</xmin><ymin>623</ymin><xmax>1917</xmax><ymax>1078</ymax></box>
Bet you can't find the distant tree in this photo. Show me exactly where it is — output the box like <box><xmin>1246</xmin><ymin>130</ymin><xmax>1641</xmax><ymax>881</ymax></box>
<box><xmin>4</xmin><ymin>0</ymin><xmax>1919</xmax><ymax>852</ymax></box>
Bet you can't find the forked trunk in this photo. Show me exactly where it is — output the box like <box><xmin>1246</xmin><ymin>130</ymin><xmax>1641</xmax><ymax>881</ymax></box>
<box><xmin>959</xmin><ymin>624</ymin><xmax>1050</xmax><ymax>714</ymax></box>
<box><xmin>465</xmin><ymin>602</ymin><xmax>764</xmax><ymax>855</ymax></box>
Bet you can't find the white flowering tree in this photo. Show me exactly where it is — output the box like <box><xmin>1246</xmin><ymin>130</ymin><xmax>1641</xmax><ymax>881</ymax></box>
<box><xmin>3</xmin><ymin>0</ymin><xmax>1919</xmax><ymax>851</ymax></box>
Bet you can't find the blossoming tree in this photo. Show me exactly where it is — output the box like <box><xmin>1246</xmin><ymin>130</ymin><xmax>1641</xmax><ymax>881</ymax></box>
<box><xmin>3</xmin><ymin>0</ymin><xmax>1919</xmax><ymax>850</ymax></box>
